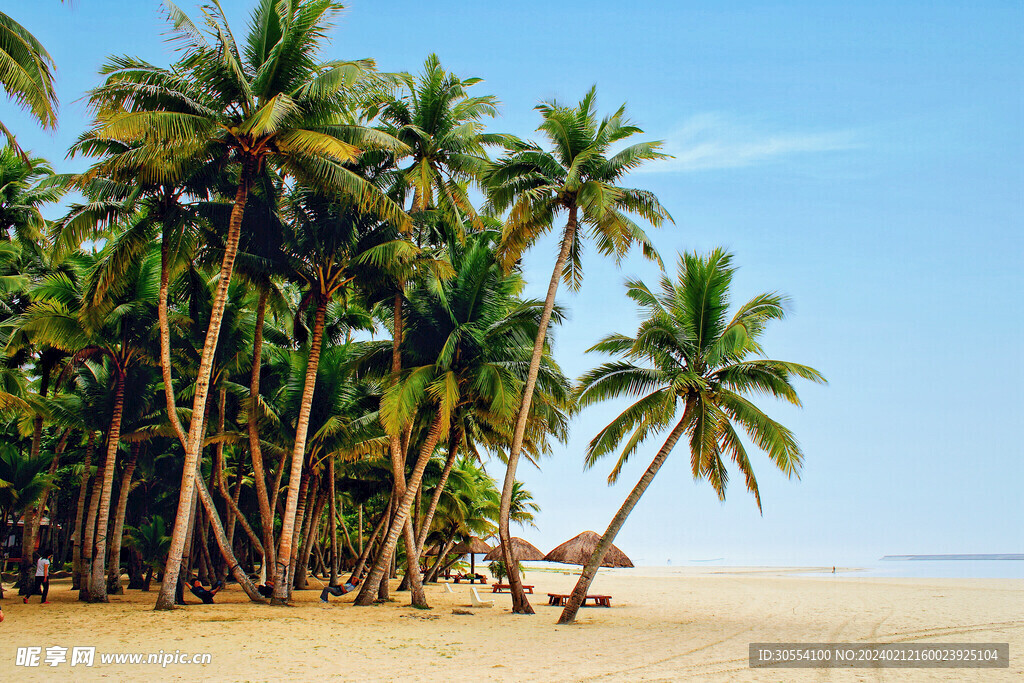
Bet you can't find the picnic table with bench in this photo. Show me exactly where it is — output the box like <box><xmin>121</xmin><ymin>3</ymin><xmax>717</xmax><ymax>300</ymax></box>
<box><xmin>491</xmin><ymin>583</ymin><xmax>534</xmax><ymax>594</ymax></box>
<box><xmin>546</xmin><ymin>593</ymin><xmax>611</xmax><ymax>607</ymax></box>
<box><xmin>451</xmin><ymin>574</ymin><xmax>488</xmax><ymax>585</ymax></box>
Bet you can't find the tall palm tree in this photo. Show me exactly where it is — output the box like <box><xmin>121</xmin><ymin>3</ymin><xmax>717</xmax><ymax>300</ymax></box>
<box><xmin>557</xmin><ymin>249</ymin><xmax>826</xmax><ymax>623</ymax></box>
<box><xmin>0</xmin><ymin>11</ymin><xmax>57</xmax><ymax>152</ymax></box>
<box><xmin>80</xmin><ymin>0</ymin><xmax>408</xmax><ymax>610</ymax></box>
<box><xmin>485</xmin><ymin>87</ymin><xmax>671</xmax><ymax>612</ymax></box>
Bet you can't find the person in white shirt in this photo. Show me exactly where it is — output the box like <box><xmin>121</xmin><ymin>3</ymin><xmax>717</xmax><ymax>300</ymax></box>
<box><xmin>23</xmin><ymin>549</ymin><xmax>51</xmax><ymax>604</ymax></box>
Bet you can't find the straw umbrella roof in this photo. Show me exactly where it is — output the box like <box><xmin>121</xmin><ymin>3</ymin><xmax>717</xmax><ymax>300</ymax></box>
<box><xmin>483</xmin><ymin>537</ymin><xmax>545</xmax><ymax>562</ymax></box>
<box><xmin>450</xmin><ymin>536</ymin><xmax>492</xmax><ymax>555</ymax></box>
<box><xmin>543</xmin><ymin>530</ymin><xmax>633</xmax><ymax>568</ymax></box>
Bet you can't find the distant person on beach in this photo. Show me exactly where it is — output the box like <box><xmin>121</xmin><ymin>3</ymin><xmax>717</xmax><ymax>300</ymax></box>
<box><xmin>189</xmin><ymin>578</ymin><xmax>223</xmax><ymax>604</ymax></box>
<box><xmin>320</xmin><ymin>577</ymin><xmax>360</xmax><ymax>603</ymax></box>
<box><xmin>23</xmin><ymin>550</ymin><xmax>51</xmax><ymax>604</ymax></box>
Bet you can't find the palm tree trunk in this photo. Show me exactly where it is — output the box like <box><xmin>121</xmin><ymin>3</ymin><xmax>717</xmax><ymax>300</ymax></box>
<box><xmin>558</xmin><ymin>414</ymin><xmax>688</xmax><ymax>624</ymax></box>
<box><xmin>272</xmin><ymin>297</ymin><xmax>328</xmax><ymax>603</ymax></box>
<box><xmin>354</xmin><ymin>411</ymin><xmax>445</xmax><ymax>607</ymax></box>
<box><xmin>72</xmin><ymin>431</ymin><xmax>95</xmax><ymax>590</ymax></box>
<box><xmin>246</xmin><ymin>288</ymin><xmax>276</xmax><ymax>573</ymax></box>
<box><xmin>289</xmin><ymin>475</ymin><xmax>314</xmax><ymax>590</ymax></box>
<box><xmin>89</xmin><ymin>372</ymin><xmax>126</xmax><ymax>602</ymax></box>
<box><xmin>79</xmin><ymin>456</ymin><xmax>104</xmax><ymax>601</ymax></box>
<box><xmin>500</xmin><ymin>208</ymin><xmax>577</xmax><ymax>614</ymax></box>
<box><xmin>156</xmin><ymin>161</ymin><xmax>253</xmax><ymax>610</ymax></box>
<box><xmin>296</xmin><ymin>488</ymin><xmax>325</xmax><ymax>590</ymax></box>
<box><xmin>328</xmin><ymin>457</ymin><xmax>338</xmax><ymax>585</ymax></box>
<box><xmin>423</xmin><ymin>535</ymin><xmax>456</xmax><ymax>584</ymax></box>
<box><xmin>348</xmin><ymin>504</ymin><xmax>387</xmax><ymax>583</ymax></box>
<box><xmin>20</xmin><ymin>428</ymin><xmax>68</xmax><ymax>594</ymax></box>
<box><xmin>18</xmin><ymin>369</ymin><xmax>51</xmax><ymax>593</ymax></box>
<box><xmin>415</xmin><ymin>429</ymin><xmax>460</xmax><ymax>552</ymax></box>
<box><xmin>106</xmin><ymin>442</ymin><xmax>138</xmax><ymax>594</ymax></box>
<box><xmin>193</xmin><ymin>472</ymin><xmax>263</xmax><ymax>601</ymax></box>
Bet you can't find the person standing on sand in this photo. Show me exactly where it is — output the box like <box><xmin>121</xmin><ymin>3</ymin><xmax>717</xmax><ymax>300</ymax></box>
<box><xmin>23</xmin><ymin>549</ymin><xmax>51</xmax><ymax>604</ymax></box>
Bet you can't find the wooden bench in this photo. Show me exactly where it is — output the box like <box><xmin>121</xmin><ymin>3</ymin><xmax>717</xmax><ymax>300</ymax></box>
<box><xmin>491</xmin><ymin>583</ymin><xmax>534</xmax><ymax>594</ymax></box>
<box><xmin>546</xmin><ymin>593</ymin><xmax>611</xmax><ymax>607</ymax></box>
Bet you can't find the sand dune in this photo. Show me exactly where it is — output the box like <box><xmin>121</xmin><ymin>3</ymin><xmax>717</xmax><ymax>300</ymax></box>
<box><xmin>3</xmin><ymin>568</ymin><xmax>1021</xmax><ymax>681</ymax></box>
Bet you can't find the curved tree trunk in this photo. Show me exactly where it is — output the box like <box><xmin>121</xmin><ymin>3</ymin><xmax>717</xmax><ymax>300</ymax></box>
<box><xmin>423</xmin><ymin>533</ymin><xmax>457</xmax><ymax>584</ymax></box>
<box><xmin>558</xmin><ymin>414</ymin><xmax>688</xmax><ymax>624</ymax></box>
<box><xmin>500</xmin><ymin>210</ymin><xmax>577</xmax><ymax>614</ymax></box>
<box><xmin>272</xmin><ymin>299</ymin><xmax>327</xmax><ymax>604</ymax></box>
<box><xmin>348</xmin><ymin>504</ymin><xmax>387</xmax><ymax>583</ymax></box>
<box><xmin>193</xmin><ymin>473</ymin><xmax>263</xmax><ymax>602</ymax></box>
<box><xmin>89</xmin><ymin>372</ymin><xmax>126</xmax><ymax>602</ymax></box>
<box><xmin>106</xmin><ymin>442</ymin><xmax>139</xmax><ymax>594</ymax></box>
<box><xmin>246</xmin><ymin>288</ymin><xmax>276</xmax><ymax>574</ymax></box>
<box><xmin>295</xmin><ymin>488</ymin><xmax>325</xmax><ymax>590</ymax></box>
<box><xmin>415</xmin><ymin>429</ymin><xmax>460</xmax><ymax>553</ymax></box>
<box><xmin>72</xmin><ymin>431</ymin><xmax>96</xmax><ymax>590</ymax></box>
<box><xmin>157</xmin><ymin>162</ymin><xmax>252</xmax><ymax>610</ymax></box>
<box><xmin>354</xmin><ymin>411</ymin><xmax>444</xmax><ymax>607</ymax></box>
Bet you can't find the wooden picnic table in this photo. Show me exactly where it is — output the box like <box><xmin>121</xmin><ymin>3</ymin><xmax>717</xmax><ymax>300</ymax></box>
<box><xmin>546</xmin><ymin>593</ymin><xmax>611</xmax><ymax>607</ymax></box>
<box><xmin>491</xmin><ymin>583</ymin><xmax>534</xmax><ymax>594</ymax></box>
<box><xmin>452</xmin><ymin>575</ymin><xmax>488</xmax><ymax>585</ymax></box>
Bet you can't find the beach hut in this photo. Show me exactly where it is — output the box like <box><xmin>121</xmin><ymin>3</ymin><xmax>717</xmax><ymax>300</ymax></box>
<box><xmin>451</xmin><ymin>536</ymin><xmax>492</xmax><ymax>576</ymax></box>
<box><xmin>543</xmin><ymin>530</ymin><xmax>634</xmax><ymax>568</ymax></box>
<box><xmin>483</xmin><ymin>537</ymin><xmax>545</xmax><ymax>562</ymax></box>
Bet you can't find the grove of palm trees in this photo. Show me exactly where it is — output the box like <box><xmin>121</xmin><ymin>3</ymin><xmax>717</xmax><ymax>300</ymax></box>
<box><xmin>1</xmin><ymin>0</ymin><xmax>824</xmax><ymax>641</ymax></box>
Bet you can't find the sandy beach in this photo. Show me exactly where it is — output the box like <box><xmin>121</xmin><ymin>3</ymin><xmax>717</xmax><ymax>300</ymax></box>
<box><xmin>2</xmin><ymin>568</ymin><xmax>1021</xmax><ymax>681</ymax></box>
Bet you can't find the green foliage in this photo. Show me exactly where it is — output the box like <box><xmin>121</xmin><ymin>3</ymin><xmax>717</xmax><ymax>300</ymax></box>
<box><xmin>578</xmin><ymin>249</ymin><xmax>825</xmax><ymax>510</ymax></box>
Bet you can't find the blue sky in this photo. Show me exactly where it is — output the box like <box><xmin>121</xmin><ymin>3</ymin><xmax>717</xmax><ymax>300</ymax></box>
<box><xmin>6</xmin><ymin>1</ymin><xmax>1022</xmax><ymax>568</ymax></box>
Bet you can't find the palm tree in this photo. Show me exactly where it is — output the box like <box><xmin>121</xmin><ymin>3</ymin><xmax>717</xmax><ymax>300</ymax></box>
<box><xmin>557</xmin><ymin>249</ymin><xmax>826</xmax><ymax>623</ymax></box>
<box><xmin>485</xmin><ymin>87</ymin><xmax>671</xmax><ymax>612</ymax></box>
<box><xmin>0</xmin><ymin>146</ymin><xmax>62</xmax><ymax>245</ymax></box>
<box><xmin>124</xmin><ymin>516</ymin><xmax>171</xmax><ymax>591</ymax></box>
<box><xmin>18</xmin><ymin>248</ymin><xmax>159</xmax><ymax>601</ymax></box>
<box><xmin>0</xmin><ymin>11</ymin><xmax>57</xmax><ymax>152</ymax></box>
<box><xmin>0</xmin><ymin>441</ymin><xmax>52</xmax><ymax>570</ymax></box>
<box><xmin>80</xmin><ymin>0</ymin><xmax>408</xmax><ymax>610</ymax></box>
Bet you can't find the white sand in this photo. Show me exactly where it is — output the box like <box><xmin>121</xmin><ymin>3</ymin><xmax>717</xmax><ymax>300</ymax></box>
<box><xmin>2</xmin><ymin>568</ymin><xmax>1021</xmax><ymax>681</ymax></box>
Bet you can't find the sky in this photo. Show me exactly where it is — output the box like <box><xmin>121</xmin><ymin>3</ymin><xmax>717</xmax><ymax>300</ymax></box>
<box><xmin>6</xmin><ymin>1</ymin><xmax>1023</xmax><ymax>569</ymax></box>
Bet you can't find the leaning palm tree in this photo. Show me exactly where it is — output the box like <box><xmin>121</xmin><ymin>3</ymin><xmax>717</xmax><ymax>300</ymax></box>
<box><xmin>0</xmin><ymin>11</ymin><xmax>57</xmax><ymax>152</ymax></box>
<box><xmin>557</xmin><ymin>249</ymin><xmax>826</xmax><ymax>623</ymax></box>
<box><xmin>81</xmin><ymin>0</ymin><xmax>408</xmax><ymax>610</ymax></box>
<box><xmin>485</xmin><ymin>87</ymin><xmax>672</xmax><ymax>612</ymax></box>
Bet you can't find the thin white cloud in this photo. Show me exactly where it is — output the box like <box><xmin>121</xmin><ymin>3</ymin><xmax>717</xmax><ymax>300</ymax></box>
<box><xmin>642</xmin><ymin>113</ymin><xmax>856</xmax><ymax>173</ymax></box>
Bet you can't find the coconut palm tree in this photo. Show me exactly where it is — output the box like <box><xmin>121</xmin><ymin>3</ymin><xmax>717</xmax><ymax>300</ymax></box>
<box><xmin>557</xmin><ymin>249</ymin><xmax>826</xmax><ymax>623</ymax></box>
<box><xmin>0</xmin><ymin>11</ymin><xmax>57</xmax><ymax>152</ymax></box>
<box><xmin>485</xmin><ymin>87</ymin><xmax>672</xmax><ymax>612</ymax></box>
<box><xmin>79</xmin><ymin>0</ymin><xmax>408</xmax><ymax>610</ymax></box>
<box><xmin>124</xmin><ymin>515</ymin><xmax>171</xmax><ymax>591</ymax></box>
<box><xmin>0</xmin><ymin>441</ymin><xmax>52</xmax><ymax>572</ymax></box>
<box><xmin>17</xmin><ymin>248</ymin><xmax>160</xmax><ymax>601</ymax></box>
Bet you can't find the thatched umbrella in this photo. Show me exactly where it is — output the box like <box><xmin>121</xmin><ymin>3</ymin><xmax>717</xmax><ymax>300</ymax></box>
<box><xmin>483</xmin><ymin>537</ymin><xmax>545</xmax><ymax>562</ymax></box>
<box><xmin>543</xmin><ymin>530</ymin><xmax>634</xmax><ymax>568</ymax></box>
<box><xmin>450</xmin><ymin>536</ymin><xmax>491</xmax><ymax>576</ymax></box>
